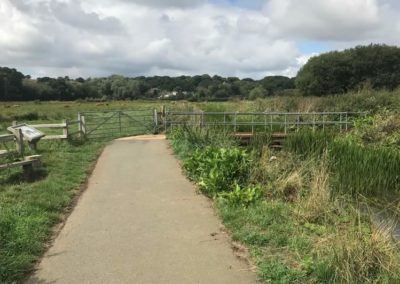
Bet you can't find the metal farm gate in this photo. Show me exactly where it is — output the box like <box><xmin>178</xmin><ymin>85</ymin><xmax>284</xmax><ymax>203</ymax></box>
<box><xmin>78</xmin><ymin>110</ymin><xmax>158</xmax><ymax>139</ymax></box>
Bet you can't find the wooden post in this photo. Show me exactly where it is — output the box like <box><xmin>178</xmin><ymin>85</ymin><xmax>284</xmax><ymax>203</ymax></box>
<box><xmin>118</xmin><ymin>111</ymin><xmax>122</xmax><ymax>135</ymax></box>
<box><xmin>78</xmin><ymin>113</ymin><xmax>83</xmax><ymax>138</ymax></box>
<box><xmin>163</xmin><ymin>108</ymin><xmax>168</xmax><ymax>133</ymax></box>
<box><xmin>28</xmin><ymin>141</ymin><xmax>37</xmax><ymax>151</ymax></box>
<box><xmin>23</xmin><ymin>155</ymin><xmax>41</xmax><ymax>180</ymax></box>
<box><xmin>81</xmin><ymin>115</ymin><xmax>87</xmax><ymax>138</ymax></box>
<box><xmin>153</xmin><ymin>109</ymin><xmax>158</xmax><ymax>134</ymax></box>
<box><xmin>15</xmin><ymin>128</ymin><xmax>24</xmax><ymax>156</ymax></box>
<box><xmin>161</xmin><ymin>105</ymin><xmax>166</xmax><ymax>118</ymax></box>
<box><xmin>63</xmin><ymin>119</ymin><xmax>69</xmax><ymax>139</ymax></box>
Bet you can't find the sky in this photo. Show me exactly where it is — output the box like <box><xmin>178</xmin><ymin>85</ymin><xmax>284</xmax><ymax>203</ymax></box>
<box><xmin>0</xmin><ymin>0</ymin><xmax>399</xmax><ymax>79</ymax></box>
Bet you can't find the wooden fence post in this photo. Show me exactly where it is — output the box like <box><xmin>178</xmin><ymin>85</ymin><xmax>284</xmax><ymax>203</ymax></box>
<box><xmin>63</xmin><ymin>119</ymin><xmax>69</xmax><ymax>139</ymax></box>
<box><xmin>153</xmin><ymin>109</ymin><xmax>158</xmax><ymax>133</ymax></box>
<box><xmin>118</xmin><ymin>111</ymin><xmax>122</xmax><ymax>135</ymax></box>
<box><xmin>15</xmin><ymin>128</ymin><xmax>24</xmax><ymax>156</ymax></box>
<box><xmin>80</xmin><ymin>115</ymin><xmax>87</xmax><ymax>139</ymax></box>
<box><xmin>78</xmin><ymin>113</ymin><xmax>83</xmax><ymax>138</ymax></box>
<box><xmin>164</xmin><ymin>109</ymin><xmax>168</xmax><ymax>133</ymax></box>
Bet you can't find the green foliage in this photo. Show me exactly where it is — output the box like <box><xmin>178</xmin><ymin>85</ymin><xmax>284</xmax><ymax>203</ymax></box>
<box><xmin>296</xmin><ymin>44</ymin><xmax>400</xmax><ymax>96</ymax></box>
<box><xmin>249</xmin><ymin>86</ymin><xmax>268</xmax><ymax>100</ymax></box>
<box><xmin>352</xmin><ymin>113</ymin><xmax>400</xmax><ymax>147</ymax></box>
<box><xmin>183</xmin><ymin>147</ymin><xmax>251</xmax><ymax>197</ymax></box>
<box><xmin>284</xmin><ymin>130</ymin><xmax>336</xmax><ymax>157</ymax></box>
<box><xmin>170</xmin><ymin>112</ymin><xmax>400</xmax><ymax>283</ymax></box>
<box><xmin>329</xmin><ymin>139</ymin><xmax>400</xmax><ymax>196</ymax></box>
<box><xmin>168</xmin><ymin>126</ymin><xmax>235</xmax><ymax>158</ymax></box>
<box><xmin>0</xmin><ymin>65</ymin><xmax>295</xmax><ymax>101</ymax></box>
<box><xmin>285</xmin><ymin>129</ymin><xmax>400</xmax><ymax>197</ymax></box>
<box><xmin>0</xmin><ymin>67</ymin><xmax>25</xmax><ymax>101</ymax></box>
<box><xmin>260</xmin><ymin>76</ymin><xmax>295</xmax><ymax>96</ymax></box>
<box><xmin>218</xmin><ymin>183</ymin><xmax>263</xmax><ymax>207</ymax></box>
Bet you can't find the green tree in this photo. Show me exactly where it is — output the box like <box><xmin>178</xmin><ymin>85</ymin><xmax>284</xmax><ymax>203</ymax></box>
<box><xmin>249</xmin><ymin>86</ymin><xmax>268</xmax><ymax>100</ymax></box>
<box><xmin>296</xmin><ymin>44</ymin><xmax>400</xmax><ymax>96</ymax></box>
<box><xmin>0</xmin><ymin>67</ymin><xmax>25</xmax><ymax>100</ymax></box>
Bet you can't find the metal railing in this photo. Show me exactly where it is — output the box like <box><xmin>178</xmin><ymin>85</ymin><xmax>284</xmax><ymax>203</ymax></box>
<box><xmin>164</xmin><ymin>111</ymin><xmax>367</xmax><ymax>133</ymax></box>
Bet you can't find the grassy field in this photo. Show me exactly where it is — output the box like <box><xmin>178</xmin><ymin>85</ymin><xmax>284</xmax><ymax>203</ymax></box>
<box><xmin>0</xmin><ymin>90</ymin><xmax>399</xmax><ymax>283</ymax></box>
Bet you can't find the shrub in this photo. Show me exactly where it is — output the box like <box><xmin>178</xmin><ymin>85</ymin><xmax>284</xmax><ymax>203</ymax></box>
<box><xmin>218</xmin><ymin>183</ymin><xmax>263</xmax><ymax>207</ymax></box>
<box><xmin>183</xmin><ymin>147</ymin><xmax>251</xmax><ymax>197</ymax></box>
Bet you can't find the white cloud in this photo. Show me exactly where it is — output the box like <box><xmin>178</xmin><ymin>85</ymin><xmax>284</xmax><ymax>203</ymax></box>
<box><xmin>264</xmin><ymin>0</ymin><xmax>380</xmax><ymax>41</ymax></box>
<box><xmin>0</xmin><ymin>0</ymin><xmax>399</xmax><ymax>79</ymax></box>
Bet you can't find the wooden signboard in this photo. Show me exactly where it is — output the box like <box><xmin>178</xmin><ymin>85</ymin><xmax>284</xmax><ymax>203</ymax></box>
<box><xmin>7</xmin><ymin>124</ymin><xmax>45</xmax><ymax>142</ymax></box>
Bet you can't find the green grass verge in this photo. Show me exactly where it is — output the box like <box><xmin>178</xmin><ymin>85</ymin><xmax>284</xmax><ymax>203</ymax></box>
<box><xmin>0</xmin><ymin>140</ymin><xmax>105</xmax><ymax>283</ymax></box>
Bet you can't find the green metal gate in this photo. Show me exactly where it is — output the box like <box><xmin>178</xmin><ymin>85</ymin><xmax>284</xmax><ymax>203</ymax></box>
<box><xmin>78</xmin><ymin>110</ymin><xmax>158</xmax><ymax>139</ymax></box>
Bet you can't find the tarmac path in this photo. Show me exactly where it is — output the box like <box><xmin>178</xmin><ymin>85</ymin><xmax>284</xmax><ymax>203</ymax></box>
<box><xmin>27</xmin><ymin>135</ymin><xmax>257</xmax><ymax>284</ymax></box>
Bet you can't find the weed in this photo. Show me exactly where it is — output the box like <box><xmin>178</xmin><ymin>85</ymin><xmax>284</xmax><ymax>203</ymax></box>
<box><xmin>218</xmin><ymin>183</ymin><xmax>263</xmax><ymax>207</ymax></box>
<box><xmin>183</xmin><ymin>147</ymin><xmax>250</xmax><ymax>197</ymax></box>
<box><xmin>296</xmin><ymin>156</ymin><xmax>331</xmax><ymax>223</ymax></box>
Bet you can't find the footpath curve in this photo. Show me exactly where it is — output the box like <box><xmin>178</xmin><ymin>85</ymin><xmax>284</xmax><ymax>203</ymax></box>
<box><xmin>27</xmin><ymin>135</ymin><xmax>257</xmax><ymax>284</ymax></box>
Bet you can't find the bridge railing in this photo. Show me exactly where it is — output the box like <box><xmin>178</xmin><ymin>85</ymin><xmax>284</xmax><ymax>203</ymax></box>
<box><xmin>164</xmin><ymin>111</ymin><xmax>367</xmax><ymax>133</ymax></box>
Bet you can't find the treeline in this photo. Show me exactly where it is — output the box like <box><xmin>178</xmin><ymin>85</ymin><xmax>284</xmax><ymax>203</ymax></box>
<box><xmin>1</xmin><ymin>44</ymin><xmax>400</xmax><ymax>101</ymax></box>
<box><xmin>296</xmin><ymin>44</ymin><xmax>400</xmax><ymax>96</ymax></box>
<box><xmin>0</xmin><ymin>69</ymin><xmax>295</xmax><ymax>101</ymax></box>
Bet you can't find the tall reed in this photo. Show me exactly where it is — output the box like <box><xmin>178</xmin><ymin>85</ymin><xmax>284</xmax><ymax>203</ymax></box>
<box><xmin>329</xmin><ymin>140</ymin><xmax>400</xmax><ymax>196</ymax></box>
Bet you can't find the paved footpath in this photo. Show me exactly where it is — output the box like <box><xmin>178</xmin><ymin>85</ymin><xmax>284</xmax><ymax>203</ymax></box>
<box><xmin>27</xmin><ymin>135</ymin><xmax>257</xmax><ymax>284</ymax></box>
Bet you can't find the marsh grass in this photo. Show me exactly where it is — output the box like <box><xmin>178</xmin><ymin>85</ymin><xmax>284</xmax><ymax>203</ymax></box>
<box><xmin>329</xmin><ymin>140</ymin><xmax>400</xmax><ymax>196</ymax></box>
<box><xmin>284</xmin><ymin>129</ymin><xmax>336</xmax><ymax>157</ymax></box>
<box><xmin>285</xmin><ymin>129</ymin><xmax>400</xmax><ymax>197</ymax></box>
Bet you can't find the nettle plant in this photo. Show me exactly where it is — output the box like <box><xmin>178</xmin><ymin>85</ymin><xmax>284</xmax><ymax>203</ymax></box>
<box><xmin>183</xmin><ymin>147</ymin><xmax>251</xmax><ymax>197</ymax></box>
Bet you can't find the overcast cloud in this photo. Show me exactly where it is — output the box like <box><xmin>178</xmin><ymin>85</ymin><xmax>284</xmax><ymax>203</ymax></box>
<box><xmin>0</xmin><ymin>0</ymin><xmax>399</xmax><ymax>78</ymax></box>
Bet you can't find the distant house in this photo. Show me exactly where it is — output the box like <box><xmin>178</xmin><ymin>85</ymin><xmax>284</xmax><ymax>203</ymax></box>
<box><xmin>158</xmin><ymin>91</ymin><xmax>178</xmax><ymax>99</ymax></box>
